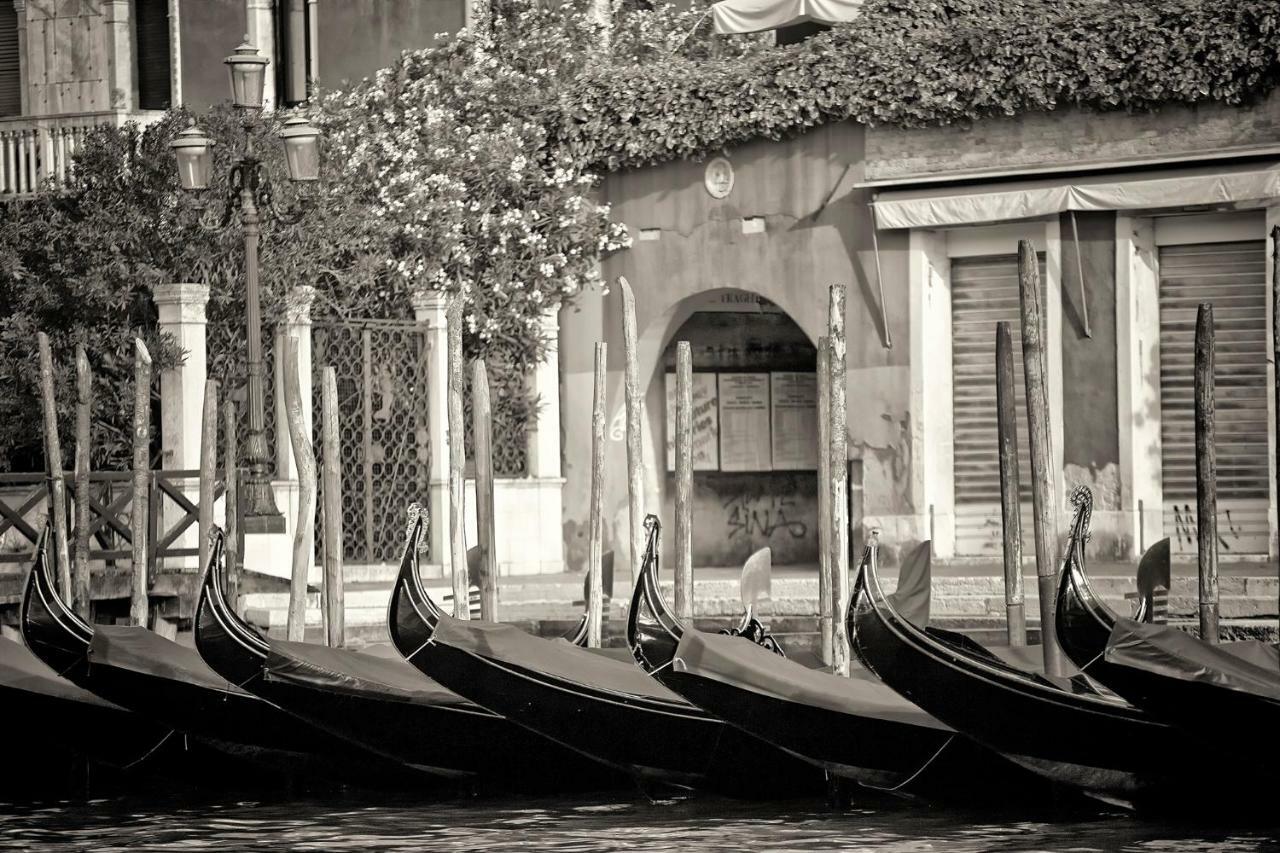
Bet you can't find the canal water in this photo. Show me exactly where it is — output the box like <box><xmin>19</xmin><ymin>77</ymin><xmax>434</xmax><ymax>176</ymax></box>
<box><xmin>1</xmin><ymin>793</ymin><xmax>1277</xmax><ymax>852</ymax></box>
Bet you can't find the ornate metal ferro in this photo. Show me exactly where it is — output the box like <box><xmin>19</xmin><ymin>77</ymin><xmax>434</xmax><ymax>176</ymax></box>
<box><xmin>720</xmin><ymin>613</ymin><xmax>787</xmax><ymax>657</ymax></box>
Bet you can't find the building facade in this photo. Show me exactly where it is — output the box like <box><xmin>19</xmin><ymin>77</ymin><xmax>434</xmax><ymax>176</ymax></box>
<box><xmin>564</xmin><ymin>92</ymin><xmax>1280</xmax><ymax>572</ymax></box>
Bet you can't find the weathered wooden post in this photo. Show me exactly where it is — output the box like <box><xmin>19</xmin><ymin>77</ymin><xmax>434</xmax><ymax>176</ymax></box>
<box><xmin>472</xmin><ymin>358</ymin><xmax>499</xmax><ymax>621</ymax></box>
<box><xmin>619</xmin><ymin>276</ymin><xmax>644</xmax><ymax>589</ymax></box>
<box><xmin>1272</xmin><ymin>226</ymin><xmax>1280</xmax><ymax>632</ymax></box>
<box><xmin>72</xmin><ymin>345</ymin><xmax>92</xmax><ymax>619</ymax></box>
<box><xmin>1194</xmin><ymin>303</ymin><xmax>1220</xmax><ymax>643</ymax></box>
<box><xmin>36</xmin><ymin>333</ymin><xmax>72</xmax><ymax>597</ymax></box>
<box><xmin>816</xmin><ymin>337</ymin><xmax>833</xmax><ymax>666</ymax></box>
<box><xmin>674</xmin><ymin>341</ymin><xmax>694</xmax><ymax>621</ymax></box>
<box><xmin>282</xmin><ymin>336</ymin><xmax>315</xmax><ymax>643</ymax></box>
<box><xmin>130</xmin><ymin>339</ymin><xmax>152</xmax><ymax>628</ymax></box>
<box><xmin>198</xmin><ymin>379</ymin><xmax>218</xmax><ymax>578</ymax></box>
<box><xmin>447</xmin><ymin>297</ymin><xmax>470</xmax><ymax>620</ymax></box>
<box><xmin>1018</xmin><ymin>240</ymin><xmax>1064</xmax><ymax>675</ymax></box>
<box><xmin>320</xmin><ymin>366</ymin><xmax>345</xmax><ymax>647</ymax></box>
<box><xmin>588</xmin><ymin>342</ymin><xmax>608</xmax><ymax>648</ymax></box>
<box><xmin>828</xmin><ymin>285</ymin><xmax>850</xmax><ymax>676</ymax></box>
<box><xmin>995</xmin><ymin>322</ymin><xmax>1027</xmax><ymax>647</ymax></box>
<box><xmin>223</xmin><ymin>400</ymin><xmax>240</xmax><ymax>608</ymax></box>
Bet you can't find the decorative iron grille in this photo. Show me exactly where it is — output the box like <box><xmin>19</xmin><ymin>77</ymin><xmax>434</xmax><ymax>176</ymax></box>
<box><xmin>313</xmin><ymin>320</ymin><xmax>430</xmax><ymax>564</ymax></box>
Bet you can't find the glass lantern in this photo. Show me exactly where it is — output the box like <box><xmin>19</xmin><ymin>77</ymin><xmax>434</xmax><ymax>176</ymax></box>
<box><xmin>279</xmin><ymin>115</ymin><xmax>321</xmax><ymax>182</ymax></box>
<box><xmin>169</xmin><ymin>122</ymin><xmax>213</xmax><ymax>190</ymax></box>
<box><xmin>225</xmin><ymin>38</ymin><xmax>269</xmax><ymax>110</ymax></box>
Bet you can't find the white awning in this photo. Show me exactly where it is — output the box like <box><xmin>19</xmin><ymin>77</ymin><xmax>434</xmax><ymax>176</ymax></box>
<box><xmin>711</xmin><ymin>0</ymin><xmax>863</xmax><ymax>34</ymax></box>
<box><xmin>871</xmin><ymin>161</ymin><xmax>1280</xmax><ymax>230</ymax></box>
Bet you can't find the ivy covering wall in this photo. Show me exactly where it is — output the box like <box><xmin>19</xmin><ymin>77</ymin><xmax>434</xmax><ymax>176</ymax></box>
<box><xmin>558</xmin><ymin>0</ymin><xmax>1280</xmax><ymax>172</ymax></box>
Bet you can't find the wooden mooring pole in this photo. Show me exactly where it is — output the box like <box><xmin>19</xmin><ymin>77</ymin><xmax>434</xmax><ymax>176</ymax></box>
<box><xmin>828</xmin><ymin>285</ymin><xmax>850</xmax><ymax>677</ymax></box>
<box><xmin>282</xmin><ymin>336</ymin><xmax>315</xmax><ymax>643</ymax></box>
<box><xmin>995</xmin><ymin>322</ymin><xmax>1028</xmax><ymax>647</ymax></box>
<box><xmin>816</xmin><ymin>337</ymin><xmax>833</xmax><ymax>666</ymax></box>
<box><xmin>1018</xmin><ymin>240</ymin><xmax>1064</xmax><ymax>675</ymax></box>
<box><xmin>674</xmin><ymin>341</ymin><xmax>694</xmax><ymax>622</ymax></box>
<box><xmin>588</xmin><ymin>342</ymin><xmax>607</xmax><ymax>648</ymax></box>
<box><xmin>472</xmin><ymin>358</ymin><xmax>499</xmax><ymax>622</ymax></box>
<box><xmin>1194</xmin><ymin>303</ymin><xmax>1220</xmax><ymax>643</ymax></box>
<box><xmin>36</xmin><ymin>333</ymin><xmax>72</xmax><ymax>597</ymax></box>
<box><xmin>321</xmin><ymin>366</ymin><xmax>345</xmax><ymax>647</ymax></box>
<box><xmin>447</xmin><ymin>297</ymin><xmax>470</xmax><ymax>620</ymax></box>
<box><xmin>198</xmin><ymin>379</ymin><xmax>218</xmax><ymax>578</ymax></box>
<box><xmin>619</xmin><ymin>276</ymin><xmax>644</xmax><ymax>591</ymax></box>
<box><xmin>72</xmin><ymin>345</ymin><xmax>92</xmax><ymax>619</ymax></box>
<box><xmin>1271</xmin><ymin>226</ymin><xmax>1280</xmax><ymax>634</ymax></box>
<box><xmin>130</xmin><ymin>339</ymin><xmax>151</xmax><ymax>628</ymax></box>
<box><xmin>223</xmin><ymin>400</ymin><xmax>240</xmax><ymax>608</ymax></box>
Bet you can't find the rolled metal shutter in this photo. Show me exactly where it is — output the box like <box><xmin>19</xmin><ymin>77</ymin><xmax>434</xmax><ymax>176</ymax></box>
<box><xmin>951</xmin><ymin>253</ymin><xmax>1045</xmax><ymax>556</ymax></box>
<box><xmin>135</xmin><ymin>0</ymin><xmax>172</xmax><ymax>111</ymax></box>
<box><xmin>1158</xmin><ymin>240</ymin><xmax>1269</xmax><ymax>556</ymax></box>
<box><xmin>0</xmin><ymin>4</ymin><xmax>20</xmax><ymax>117</ymax></box>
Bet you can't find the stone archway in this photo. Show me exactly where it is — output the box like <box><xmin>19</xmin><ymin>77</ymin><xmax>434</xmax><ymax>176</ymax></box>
<box><xmin>636</xmin><ymin>290</ymin><xmax>821</xmax><ymax>569</ymax></box>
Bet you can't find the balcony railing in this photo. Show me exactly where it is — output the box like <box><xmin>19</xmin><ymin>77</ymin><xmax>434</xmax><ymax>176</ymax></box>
<box><xmin>0</xmin><ymin>110</ymin><xmax>167</xmax><ymax>197</ymax></box>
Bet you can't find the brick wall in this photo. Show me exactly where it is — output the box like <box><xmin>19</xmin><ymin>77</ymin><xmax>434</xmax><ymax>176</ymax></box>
<box><xmin>865</xmin><ymin>92</ymin><xmax>1280</xmax><ymax>182</ymax></box>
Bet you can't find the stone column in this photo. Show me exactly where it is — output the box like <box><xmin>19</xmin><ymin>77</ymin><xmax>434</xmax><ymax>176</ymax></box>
<box><xmin>11</xmin><ymin>1</ymin><xmax>27</xmax><ymax>116</ymax></box>
<box><xmin>154</xmin><ymin>283</ymin><xmax>210</xmax><ymax>568</ymax></box>
<box><xmin>528</xmin><ymin>308</ymin><xmax>563</xmax><ymax>478</ymax></box>
<box><xmin>102</xmin><ymin>0</ymin><xmax>134</xmax><ymax>111</ymax></box>
<box><xmin>154</xmin><ymin>284</ymin><xmax>210</xmax><ymax>470</ymax></box>
<box><xmin>496</xmin><ymin>306</ymin><xmax>566</xmax><ymax>575</ymax></box>
<box><xmin>412</xmin><ymin>290</ymin><xmax>450</xmax><ymax>575</ymax></box>
<box><xmin>167</xmin><ymin>0</ymin><xmax>182</xmax><ymax>107</ymax></box>
<box><xmin>246</xmin><ymin>0</ymin><xmax>278</xmax><ymax>111</ymax></box>
<box><xmin>273</xmin><ymin>284</ymin><xmax>316</xmax><ymax>481</ymax></box>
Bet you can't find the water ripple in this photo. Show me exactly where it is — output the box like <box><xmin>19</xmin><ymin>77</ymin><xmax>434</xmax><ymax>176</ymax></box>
<box><xmin>0</xmin><ymin>794</ymin><xmax>1277</xmax><ymax>852</ymax></box>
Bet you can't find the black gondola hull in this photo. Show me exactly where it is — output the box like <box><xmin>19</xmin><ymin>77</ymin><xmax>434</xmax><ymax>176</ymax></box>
<box><xmin>388</xmin><ymin>520</ymin><xmax>820</xmax><ymax>798</ymax></box>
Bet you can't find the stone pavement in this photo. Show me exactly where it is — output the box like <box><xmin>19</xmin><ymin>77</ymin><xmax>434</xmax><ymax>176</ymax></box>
<box><xmin>241</xmin><ymin>557</ymin><xmax>1280</xmax><ymax>646</ymax></box>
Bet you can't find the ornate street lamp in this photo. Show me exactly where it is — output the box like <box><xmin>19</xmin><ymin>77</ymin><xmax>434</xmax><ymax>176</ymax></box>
<box><xmin>169</xmin><ymin>38</ymin><xmax>321</xmax><ymax>532</ymax></box>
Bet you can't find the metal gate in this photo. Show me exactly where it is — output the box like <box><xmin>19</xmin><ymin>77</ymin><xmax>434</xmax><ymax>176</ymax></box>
<box><xmin>1158</xmin><ymin>238</ymin><xmax>1269</xmax><ymax>556</ymax></box>
<box><xmin>950</xmin><ymin>252</ymin><xmax>1045</xmax><ymax>556</ymax></box>
<box><xmin>313</xmin><ymin>320</ymin><xmax>430</xmax><ymax>564</ymax></box>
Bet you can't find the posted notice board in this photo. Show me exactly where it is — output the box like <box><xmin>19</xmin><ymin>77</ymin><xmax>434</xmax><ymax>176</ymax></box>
<box><xmin>770</xmin><ymin>372</ymin><xmax>818</xmax><ymax>470</ymax></box>
<box><xmin>717</xmin><ymin>373</ymin><xmax>772</xmax><ymax>472</ymax></box>
<box><xmin>664</xmin><ymin>373</ymin><xmax>720</xmax><ymax>471</ymax></box>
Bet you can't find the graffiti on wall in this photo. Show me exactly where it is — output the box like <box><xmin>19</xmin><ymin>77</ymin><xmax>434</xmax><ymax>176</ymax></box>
<box><xmin>723</xmin><ymin>492</ymin><xmax>808</xmax><ymax>541</ymax></box>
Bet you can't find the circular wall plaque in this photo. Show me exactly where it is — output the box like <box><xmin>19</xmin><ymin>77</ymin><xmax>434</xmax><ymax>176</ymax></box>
<box><xmin>704</xmin><ymin>157</ymin><xmax>734</xmax><ymax>199</ymax></box>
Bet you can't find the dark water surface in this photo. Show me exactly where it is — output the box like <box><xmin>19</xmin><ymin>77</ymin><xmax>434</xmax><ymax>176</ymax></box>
<box><xmin>2</xmin><ymin>794</ymin><xmax>1277</xmax><ymax>852</ymax></box>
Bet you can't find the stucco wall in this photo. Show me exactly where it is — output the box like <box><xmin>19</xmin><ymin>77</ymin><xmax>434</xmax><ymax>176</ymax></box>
<box><xmin>316</xmin><ymin>0</ymin><xmax>463</xmax><ymax>90</ymax></box>
<box><xmin>865</xmin><ymin>92</ymin><xmax>1280</xmax><ymax>182</ymax></box>
<box><xmin>180</xmin><ymin>0</ymin><xmax>247</xmax><ymax>112</ymax></box>
<box><xmin>561</xmin><ymin>121</ymin><xmax>915</xmax><ymax>575</ymax></box>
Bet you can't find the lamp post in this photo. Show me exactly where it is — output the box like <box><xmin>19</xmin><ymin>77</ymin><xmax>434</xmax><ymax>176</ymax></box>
<box><xmin>170</xmin><ymin>38</ymin><xmax>321</xmax><ymax>531</ymax></box>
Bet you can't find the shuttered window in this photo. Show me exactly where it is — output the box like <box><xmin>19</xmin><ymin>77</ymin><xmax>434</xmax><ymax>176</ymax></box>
<box><xmin>135</xmin><ymin>0</ymin><xmax>171</xmax><ymax>111</ymax></box>
<box><xmin>951</xmin><ymin>253</ymin><xmax>1046</xmax><ymax>556</ymax></box>
<box><xmin>1158</xmin><ymin>239</ymin><xmax>1269</xmax><ymax>554</ymax></box>
<box><xmin>0</xmin><ymin>4</ymin><xmax>20</xmax><ymax>117</ymax></box>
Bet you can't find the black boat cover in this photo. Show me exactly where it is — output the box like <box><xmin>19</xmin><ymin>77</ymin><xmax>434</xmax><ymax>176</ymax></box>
<box><xmin>671</xmin><ymin>628</ymin><xmax>951</xmax><ymax>730</ymax></box>
<box><xmin>262</xmin><ymin>640</ymin><xmax>479</xmax><ymax>709</ymax></box>
<box><xmin>0</xmin><ymin>636</ymin><xmax>118</xmax><ymax>708</ymax></box>
<box><xmin>88</xmin><ymin>626</ymin><xmax>253</xmax><ymax>696</ymax></box>
<box><xmin>430</xmin><ymin>615</ymin><xmax>691</xmax><ymax>703</ymax></box>
<box><xmin>1106</xmin><ymin>618</ymin><xmax>1280</xmax><ymax>700</ymax></box>
<box><xmin>888</xmin><ymin>540</ymin><xmax>933</xmax><ymax>628</ymax></box>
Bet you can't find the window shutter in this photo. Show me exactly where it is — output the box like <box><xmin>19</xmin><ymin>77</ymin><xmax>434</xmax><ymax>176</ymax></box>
<box><xmin>0</xmin><ymin>4</ymin><xmax>21</xmax><ymax>117</ymax></box>
<box><xmin>136</xmin><ymin>0</ymin><xmax>172</xmax><ymax>111</ymax></box>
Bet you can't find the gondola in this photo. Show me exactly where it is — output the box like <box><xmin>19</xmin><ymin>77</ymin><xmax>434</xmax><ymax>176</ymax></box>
<box><xmin>848</xmin><ymin>497</ymin><xmax>1202</xmax><ymax>806</ymax></box>
<box><xmin>627</xmin><ymin>515</ymin><xmax>1046</xmax><ymax>800</ymax></box>
<box><xmin>1056</xmin><ymin>486</ymin><xmax>1280</xmax><ymax>771</ymax></box>
<box><xmin>0</xmin><ymin>633</ymin><xmax>197</xmax><ymax>797</ymax></box>
<box><xmin>388</xmin><ymin>505</ymin><xmax>822</xmax><ymax>798</ymax></box>
<box><xmin>195</xmin><ymin>522</ymin><xmax>620</xmax><ymax>793</ymax></box>
<box><xmin>19</xmin><ymin>526</ymin><xmax>410</xmax><ymax>790</ymax></box>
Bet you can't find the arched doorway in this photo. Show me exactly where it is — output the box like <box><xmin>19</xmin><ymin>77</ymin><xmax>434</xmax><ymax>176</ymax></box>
<box><xmin>653</xmin><ymin>292</ymin><xmax>820</xmax><ymax>567</ymax></box>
